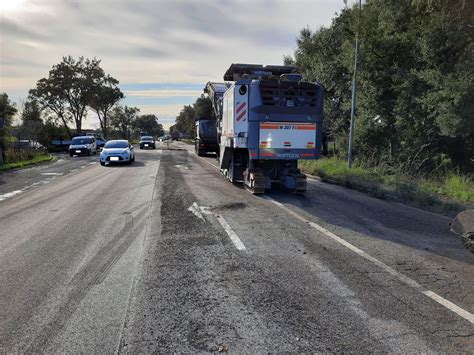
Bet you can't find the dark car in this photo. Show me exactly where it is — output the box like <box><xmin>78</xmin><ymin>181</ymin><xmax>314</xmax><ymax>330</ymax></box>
<box><xmin>139</xmin><ymin>136</ymin><xmax>156</xmax><ymax>149</ymax></box>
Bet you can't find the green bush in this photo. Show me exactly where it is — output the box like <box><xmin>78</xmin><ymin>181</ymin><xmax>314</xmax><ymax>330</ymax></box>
<box><xmin>300</xmin><ymin>157</ymin><xmax>473</xmax><ymax>206</ymax></box>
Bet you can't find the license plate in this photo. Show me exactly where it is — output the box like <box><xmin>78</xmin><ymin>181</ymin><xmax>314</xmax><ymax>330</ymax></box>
<box><xmin>145</xmin><ymin>144</ymin><xmax>149</xmax><ymax>147</ymax></box>
<box><xmin>110</xmin><ymin>157</ymin><xmax>119</xmax><ymax>161</ymax></box>
<box><xmin>75</xmin><ymin>150</ymin><xmax>81</xmax><ymax>153</ymax></box>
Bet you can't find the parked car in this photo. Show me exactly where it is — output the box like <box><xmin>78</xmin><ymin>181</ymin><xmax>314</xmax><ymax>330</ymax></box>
<box><xmin>69</xmin><ymin>136</ymin><xmax>97</xmax><ymax>156</ymax></box>
<box><xmin>139</xmin><ymin>136</ymin><xmax>156</xmax><ymax>149</ymax></box>
<box><xmin>85</xmin><ymin>133</ymin><xmax>107</xmax><ymax>148</ymax></box>
<box><xmin>99</xmin><ymin>140</ymin><xmax>135</xmax><ymax>166</ymax></box>
<box><xmin>13</xmin><ymin>140</ymin><xmax>45</xmax><ymax>150</ymax></box>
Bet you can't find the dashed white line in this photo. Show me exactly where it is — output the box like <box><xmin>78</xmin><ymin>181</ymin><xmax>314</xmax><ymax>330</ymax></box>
<box><xmin>263</xmin><ymin>195</ymin><xmax>474</xmax><ymax>324</ymax></box>
<box><xmin>215</xmin><ymin>214</ymin><xmax>246</xmax><ymax>251</ymax></box>
<box><xmin>40</xmin><ymin>172</ymin><xmax>63</xmax><ymax>176</ymax></box>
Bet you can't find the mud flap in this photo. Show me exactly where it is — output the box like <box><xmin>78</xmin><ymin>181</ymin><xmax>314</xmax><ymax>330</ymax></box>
<box><xmin>220</xmin><ymin>146</ymin><xmax>233</xmax><ymax>169</ymax></box>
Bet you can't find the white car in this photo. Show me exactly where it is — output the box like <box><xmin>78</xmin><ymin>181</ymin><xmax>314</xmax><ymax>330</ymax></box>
<box><xmin>100</xmin><ymin>140</ymin><xmax>135</xmax><ymax>166</ymax></box>
<box><xmin>69</xmin><ymin>136</ymin><xmax>97</xmax><ymax>156</ymax></box>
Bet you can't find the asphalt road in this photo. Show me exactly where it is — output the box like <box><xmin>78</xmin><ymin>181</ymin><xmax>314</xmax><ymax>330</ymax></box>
<box><xmin>0</xmin><ymin>143</ymin><xmax>472</xmax><ymax>353</ymax></box>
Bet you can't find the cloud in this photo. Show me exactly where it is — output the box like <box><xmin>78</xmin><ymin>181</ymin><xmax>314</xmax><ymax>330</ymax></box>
<box><xmin>1</xmin><ymin>0</ymin><xmax>345</xmax><ymax>128</ymax></box>
<box><xmin>124</xmin><ymin>89</ymin><xmax>202</xmax><ymax>98</ymax></box>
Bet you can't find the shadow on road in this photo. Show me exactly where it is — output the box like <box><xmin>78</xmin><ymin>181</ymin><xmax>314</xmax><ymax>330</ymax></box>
<box><xmin>265</xmin><ymin>184</ymin><xmax>472</xmax><ymax>264</ymax></box>
<box><xmin>101</xmin><ymin>161</ymin><xmax>146</xmax><ymax>168</ymax></box>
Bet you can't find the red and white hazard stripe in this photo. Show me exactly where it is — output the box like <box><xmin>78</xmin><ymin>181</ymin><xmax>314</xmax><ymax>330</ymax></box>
<box><xmin>236</xmin><ymin>101</ymin><xmax>247</xmax><ymax>121</ymax></box>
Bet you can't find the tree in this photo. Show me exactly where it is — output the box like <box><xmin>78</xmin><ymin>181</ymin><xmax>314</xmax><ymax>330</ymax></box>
<box><xmin>20</xmin><ymin>99</ymin><xmax>45</xmax><ymax>143</ymax></box>
<box><xmin>89</xmin><ymin>75</ymin><xmax>124</xmax><ymax>139</ymax></box>
<box><xmin>110</xmin><ymin>105</ymin><xmax>140</xmax><ymax>139</ymax></box>
<box><xmin>288</xmin><ymin>0</ymin><xmax>474</xmax><ymax>173</ymax></box>
<box><xmin>0</xmin><ymin>93</ymin><xmax>18</xmax><ymax>126</ymax></box>
<box><xmin>193</xmin><ymin>96</ymin><xmax>215</xmax><ymax>120</ymax></box>
<box><xmin>29</xmin><ymin>56</ymin><xmax>107</xmax><ymax>137</ymax></box>
<box><xmin>0</xmin><ymin>93</ymin><xmax>18</xmax><ymax>162</ymax></box>
<box><xmin>173</xmin><ymin>95</ymin><xmax>215</xmax><ymax>136</ymax></box>
<box><xmin>29</xmin><ymin>75</ymin><xmax>73</xmax><ymax>138</ymax></box>
<box><xmin>173</xmin><ymin>105</ymin><xmax>195</xmax><ymax>135</ymax></box>
<box><xmin>132</xmin><ymin>114</ymin><xmax>164</xmax><ymax>137</ymax></box>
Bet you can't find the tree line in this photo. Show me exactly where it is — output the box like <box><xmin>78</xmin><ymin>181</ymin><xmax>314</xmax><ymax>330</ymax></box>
<box><xmin>1</xmin><ymin>56</ymin><xmax>164</xmax><ymax>150</ymax></box>
<box><xmin>285</xmin><ymin>0</ymin><xmax>473</xmax><ymax>175</ymax></box>
<box><xmin>170</xmin><ymin>95</ymin><xmax>215</xmax><ymax>135</ymax></box>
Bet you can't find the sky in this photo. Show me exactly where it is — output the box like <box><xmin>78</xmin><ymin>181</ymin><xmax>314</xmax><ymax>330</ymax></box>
<box><xmin>0</xmin><ymin>0</ymin><xmax>346</xmax><ymax>130</ymax></box>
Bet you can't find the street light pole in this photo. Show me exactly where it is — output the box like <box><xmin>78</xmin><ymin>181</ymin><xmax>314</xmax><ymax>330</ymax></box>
<box><xmin>348</xmin><ymin>0</ymin><xmax>361</xmax><ymax>168</ymax></box>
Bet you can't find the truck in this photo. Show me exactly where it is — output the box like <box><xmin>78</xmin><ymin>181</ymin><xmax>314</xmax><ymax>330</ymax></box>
<box><xmin>195</xmin><ymin>117</ymin><xmax>219</xmax><ymax>156</ymax></box>
<box><xmin>204</xmin><ymin>63</ymin><xmax>324</xmax><ymax>194</ymax></box>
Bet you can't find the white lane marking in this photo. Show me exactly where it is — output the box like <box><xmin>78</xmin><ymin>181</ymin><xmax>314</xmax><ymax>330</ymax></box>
<box><xmin>40</xmin><ymin>172</ymin><xmax>63</xmax><ymax>176</ymax></box>
<box><xmin>187</xmin><ymin>201</ymin><xmax>244</xmax><ymax>251</ymax></box>
<box><xmin>0</xmin><ymin>190</ymin><xmax>23</xmax><ymax>201</ymax></box>
<box><xmin>423</xmin><ymin>291</ymin><xmax>474</xmax><ymax>324</ymax></box>
<box><xmin>188</xmin><ymin>202</ymin><xmax>204</xmax><ymax>220</ymax></box>
<box><xmin>88</xmin><ymin>162</ymin><xmax>96</xmax><ymax>165</ymax></box>
<box><xmin>263</xmin><ymin>195</ymin><xmax>474</xmax><ymax>324</ymax></box>
<box><xmin>216</xmin><ymin>214</ymin><xmax>246</xmax><ymax>251</ymax></box>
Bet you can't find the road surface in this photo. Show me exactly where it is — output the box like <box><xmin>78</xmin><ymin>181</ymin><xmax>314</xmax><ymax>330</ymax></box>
<box><xmin>0</xmin><ymin>143</ymin><xmax>472</xmax><ymax>353</ymax></box>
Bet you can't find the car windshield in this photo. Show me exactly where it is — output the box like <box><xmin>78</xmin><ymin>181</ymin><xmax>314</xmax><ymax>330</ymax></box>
<box><xmin>104</xmin><ymin>141</ymin><xmax>128</xmax><ymax>149</ymax></box>
<box><xmin>72</xmin><ymin>138</ymin><xmax>91</xmax><ymax>145</ymax></box>
<box><xmin>141</xmin><ymin>136</ymin><xmax>153</xmax><ymax>141</ymax></box>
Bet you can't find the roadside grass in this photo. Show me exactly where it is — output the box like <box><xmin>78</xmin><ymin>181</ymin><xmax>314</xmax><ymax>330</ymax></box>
<box><xmin>299</xmin><ymin>157</ymin><xmax>473</xmax><ymax>214</ymax></box>
<box><xmin>0</xmin><ymin>153</ymin><xmax>54</xmax><ymax>172</ymax></box>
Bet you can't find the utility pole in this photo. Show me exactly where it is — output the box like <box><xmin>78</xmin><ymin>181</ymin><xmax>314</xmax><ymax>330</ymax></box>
<box><xmin>348</xmin><ymin>0</ymin><xmax>362</xmax><ymax>168</ymax></box>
